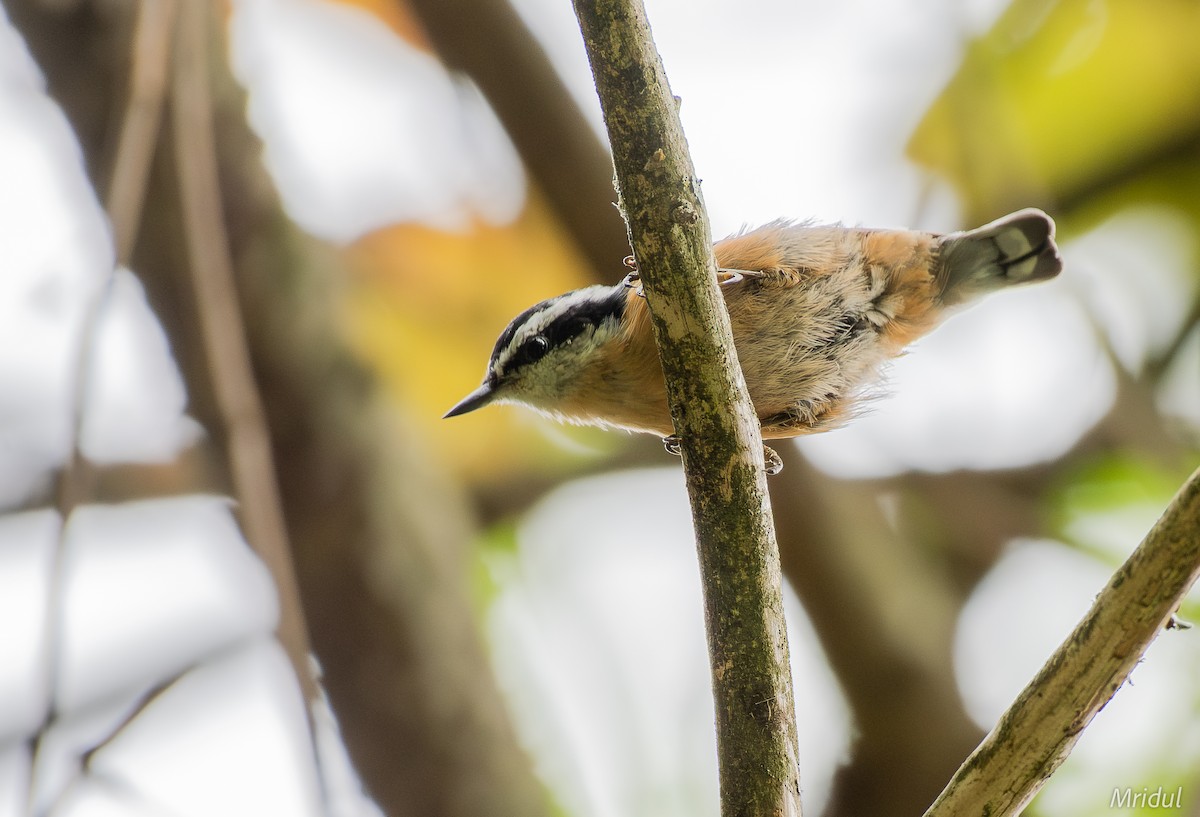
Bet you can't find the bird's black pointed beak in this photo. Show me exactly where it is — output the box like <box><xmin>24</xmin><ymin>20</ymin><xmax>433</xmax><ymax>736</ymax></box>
<box><xmin>444</xmin><ymin>381</ymin><xmax>497</xmax><ymax>418</ymax></box>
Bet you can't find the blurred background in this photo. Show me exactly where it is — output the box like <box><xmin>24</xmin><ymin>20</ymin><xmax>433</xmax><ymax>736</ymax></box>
<box><xmin>1</xmin><ymin>0</ymin><xmax>1198</xmax><ymax>816</ymax></box>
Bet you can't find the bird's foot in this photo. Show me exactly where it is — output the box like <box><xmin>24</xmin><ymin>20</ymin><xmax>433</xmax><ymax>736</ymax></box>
<box><xmin>663</xmin><ymin>435</ymin><xmax>784</xmax><ymax>476</ymax></box>
<box><xmin>622</xmin><ymin>264</ymin><xmax>645</xmax><ymax>298</ymax></box>
<box><xmin>621</xmin><ymin>257</ymin><xmax>647</xmax><ymax>297</ymax></box>
<box><xmin>763</xmin><ymin>444</ymin><xmax>784</xmax><ymax>476</ymax></box>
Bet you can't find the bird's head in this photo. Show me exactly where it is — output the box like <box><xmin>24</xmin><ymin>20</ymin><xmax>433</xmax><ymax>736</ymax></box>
<box><xmin>445</xmin><ymin>284</ymin><xmax>628</xmax><ymax>419</ymax></box>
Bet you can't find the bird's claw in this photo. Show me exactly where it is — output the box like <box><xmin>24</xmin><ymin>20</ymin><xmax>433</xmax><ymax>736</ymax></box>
<box><xmin>763</xmin><ymin>444</ymin><xmax>784</xmax><ymax>476</ymax></box>
<box><xmin>718</xmin><ymin>267</ymin><xmax>764</xmax><ymax>287</ymax></box>
<box><xmin>622</xmin><ymin>267</ymin><xmax>645</xmax><ymax>298</ymax></box>
<box><xmin>717</xmin><ymin>268</ymin><xmax>745</xmax><ymax>286</ymax></box>
<box><xmin>663</xmin><ymin>435</ymin><xmax>784</xmax><ymax>476</ymax></box>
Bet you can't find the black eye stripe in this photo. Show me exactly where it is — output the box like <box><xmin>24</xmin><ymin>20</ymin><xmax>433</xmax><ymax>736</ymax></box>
<box><xmin>488</xmin><ymin>285</ymin><xmax>628</xmax><ymax>375</ymax></box>
<box><xmin>544</xmin><ymin>316</ymin><xmax>592</xmax><ymax>347</ymax></box>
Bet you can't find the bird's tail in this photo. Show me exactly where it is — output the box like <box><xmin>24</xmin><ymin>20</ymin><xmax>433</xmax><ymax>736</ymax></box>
<box><xmin>936</xmin><ymin>208</ymin><xmax>1062</xmax><ymax>305</ymax></box>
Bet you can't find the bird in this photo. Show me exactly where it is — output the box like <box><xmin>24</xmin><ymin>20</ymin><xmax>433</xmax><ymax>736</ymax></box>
<box><xmin>445</xmin><ymin>208</ymin><xmax>1062</xmax><ymax>474</ymax></box>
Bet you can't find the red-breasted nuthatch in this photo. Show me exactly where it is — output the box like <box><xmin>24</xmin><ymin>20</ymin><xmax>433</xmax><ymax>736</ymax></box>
<box><xmin>445</xmin><ymin>209</ymin><xmax>1062</xmax><ymax>473</ymax></box>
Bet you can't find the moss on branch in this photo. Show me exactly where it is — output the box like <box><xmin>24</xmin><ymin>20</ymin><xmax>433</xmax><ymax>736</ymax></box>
<box><xmin>570</xmin><ymin>2</ymin><xmax>803</xmax><ymax>815</ymax></box>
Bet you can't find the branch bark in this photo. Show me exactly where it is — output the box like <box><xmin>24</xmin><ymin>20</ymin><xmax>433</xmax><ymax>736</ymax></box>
<box><xmin>569</xmin><ymin>2</ymin><xmax>802</xmax><ymax>815</ymax></box>
<box><xmin>924</xmin><ymin>464</ymin><xmax>1200</xmax><ymax>817</ymax></box>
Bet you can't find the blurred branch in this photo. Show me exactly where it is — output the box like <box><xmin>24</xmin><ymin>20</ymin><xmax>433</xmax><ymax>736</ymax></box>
<box><xmin>867</xmin><ymin>467</ymin><xmax>1047</xmax><ymax>593</ymax></box>
<box><xmin>170</xmin><ymin>0</ymin><xmax>317</xmax><ymax>707</ymax></box>
<box><xmin>771</xmin><ymin>457</ymin><xmax>984</xmax><ymax>817</ymax></box>
<box><xmin>1148</xmin><ymin>295</ymin><xmax>1200</xmax><ymax>382</ymax></box>
<box><xmin>570</xmin><ymin>2</ymin><xmax>802</xmax><ymax>815</ymax></box>
<box><xmin>470</xmin><ymin>434</ymin><xmax>663</xmax><ymax>524</ymax></box>
<box><xmin>106</xmin><ymin>0</ymin><xmax>175</xmax><ymax>264</ymax></box>
<box><xmin>43</xmin><ymin>639</ymin><xmax>252</xmax><ymax>817</ymax></box>
<box><xmin>925</xmin><ymin>464</ymin><xmax>1200</xmax><ymax>817</ymax></box>
<box><xmin>9</xmin><ymin>2</ymin><xmax>550</xmax><ymax>815</ymax></box>
<box><xmin>180</xmin><ymin>16</ymin><xmax>551</xmax><ymax>817</ymax></box>
<box><xmin>29</xmin><ymin>1</ymin><xmax>176</xmax><ymax>809</ymax></box>
<box><xmin>30</xmin><ymin>263</ymin><xmax>115</xmax><ymax>816</ymax></box>
<box><xmin>1076</xmin><ymin>301</ymin><xmax>1188</xmax><ymax>465</ymax></box>
<box><xmin>403</xmin><ymin>0</ymin><xmax>632</xmax><ymax>279</ymax></box>
<box><xmin>1054</xmin><ymin>134</ymin><xmax>1200</xmax><ymax>223</ymax></box>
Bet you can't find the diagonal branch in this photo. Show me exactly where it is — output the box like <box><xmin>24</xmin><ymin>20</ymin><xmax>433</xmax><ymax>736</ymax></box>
<box><xmin>105</xmin><ymin>0</ymin><xmax>176</xmax><ymax>265</ymax></box>
<box><xmin>924</xmin><ymin>464</ymin><xmax>1200</xmax><ymax>817</ymax></box>
<box><xmin>569</xmin><ymin>2</ymin><xmax>802</xmax><ymax>815</ymax></box>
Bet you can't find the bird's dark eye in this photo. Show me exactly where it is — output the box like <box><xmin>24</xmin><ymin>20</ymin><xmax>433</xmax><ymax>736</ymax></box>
<box><xmin>517</xmin><ymin>335</ymin><xmax>550</xmax><ymax>366</ymax></box>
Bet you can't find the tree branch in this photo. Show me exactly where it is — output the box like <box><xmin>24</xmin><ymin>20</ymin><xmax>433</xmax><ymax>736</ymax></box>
<box><xmin>924</xmin><ymin>464</ymin><xmax>1200</xmax><ymax>817</ymax></box>
<box><xmin>569</xmin><ymin>2</ymin><xmax>802</xmax><ymax>815</ymax></box>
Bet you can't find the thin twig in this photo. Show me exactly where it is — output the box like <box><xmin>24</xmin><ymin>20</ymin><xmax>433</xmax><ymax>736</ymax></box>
<box><xmin>51</xmin><ymin>770</ymin><xmax>194</xmax><ymax>817</ymax></box>
<box><xmin>169</xmin><ymin>0</ymin><xmax>318</xmax><ymax>706</ymax></box>
<box><xmin>1147</xmin><ymin>296</ymin><xmax>1200</xmax><ymax>382</ymax></box>
<box><xmin>26</xmin><ymin>358</ymin><xmax>106</xmax><ymax>817</ymax></box>
<box><xmin>105</xmin><ymin>0</ymin><xmax>176</xmax><ymax>264</ymax></box>
<box><xmin>41</xmin><ymin>639</ymin><xmax>250</xmax><ymax>817</ymax></box>
<box><xmin>924</xmin><ymin>464</ymin><xmax>1200</xmax><ymax>817</ymax></box>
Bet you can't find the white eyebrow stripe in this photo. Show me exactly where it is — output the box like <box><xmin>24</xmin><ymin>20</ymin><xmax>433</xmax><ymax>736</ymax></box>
<box><xmin>494</xmin><ymin>286</ymin><xmax>613</xmax><ymax>375</ymax></box>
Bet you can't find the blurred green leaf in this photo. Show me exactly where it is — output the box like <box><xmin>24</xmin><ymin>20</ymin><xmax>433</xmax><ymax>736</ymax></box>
<box><xmin>1048</xmin><ymin>453</ymin><xmax>1188</xmax><ymax>562</ymax></box>
<box><xmin>909</xmin><ymin>0</ymin><xmax>1200</xmax><ymax>223</ymax></box>
<box><xmin>471</xmin><ymin>519</ymin><xmax>521</xmax><ymax>611</ymax></box>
